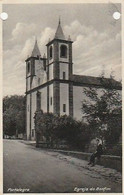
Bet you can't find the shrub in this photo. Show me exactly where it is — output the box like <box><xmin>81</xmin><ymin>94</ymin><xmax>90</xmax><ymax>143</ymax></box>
<box><xmin>104</xmin><ymin>144</ymin><xmax>122</xmax><ymax>156</ymax></box>
<box><xmin>34</xmin><ymin>112</ymin><xmax>91</xmax><ymax>151</ymax></box>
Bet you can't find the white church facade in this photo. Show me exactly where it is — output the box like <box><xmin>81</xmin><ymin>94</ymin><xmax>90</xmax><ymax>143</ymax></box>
<box><xmin>25</xmin><ymin>20</ymin><xmax>121</xmax><ymax>140</ymax></box>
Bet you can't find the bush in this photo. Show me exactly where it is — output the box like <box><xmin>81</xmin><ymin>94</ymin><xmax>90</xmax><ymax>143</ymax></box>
<box><xmin>104</xmin><ymin>144</ymin><xmax>122</xmax><ymax>156</ymax></box>
<box><xmin>34</xmin><ymin>111</ymin><xmax>91</xmax><ymax>151</ymax></box>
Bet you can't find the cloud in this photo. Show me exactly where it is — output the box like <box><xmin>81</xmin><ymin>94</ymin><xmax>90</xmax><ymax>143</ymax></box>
<box><xmin>64</xmin><ymin>20</ymin><xmax>121</xmax><ymax>80</ymax></box>
<box><xmin>3</xmin><ymin>24</ymin><xmax>55</xmax><ymax>96</ymax></box>
<box><xmin>11</xmin><ymin>23</ymin><xmax>36</xmax><ymax>42</ymax></box>
<box><xmin>39</xmin><ymin>27</ymin><xmax>55</xmax><ymax>55</ymax></box>
<box><xmin>20</xmin><ymin>37</ymin><xmax>35</xmax><ymax>61</ymax></box>
<box><xmin>20</xmin><ymin>27</ymin><xmax>55</xmax><ymax>60</ymax></box>
<box><xmin>64</xmin><ymin>20</ymin><xmax>94</xmax><ymax>40</ymax></box>
<box><xmin>3</xmin><ymin>20</ymin><xmax>121</xmax><ymax>96</ymax></box>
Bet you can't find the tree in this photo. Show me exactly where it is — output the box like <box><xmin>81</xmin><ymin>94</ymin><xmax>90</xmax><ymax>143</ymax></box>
<box><xmin>16</xmin><ymin>110</ymin><xmax>26</xmax><ymax>135</ymax></box>
<box><xmin>54</xmin><ymin>115</ymin><xmax>82</xmax><ymax>148</ymax></box>
<box><xmin>34</xmin><ymin>111</ymin><xmax>57</xmax><ymax>146</ymax></box>
<box><xmin>3</xmin><ymin>95</ymin><xmax>26</xmax><ymax>137</ymax></box>
<box><xmin>3</xmin><ymin>107</ymin><xmax>17</xmax><ymax>136</ymax></box>
<box><xmin>82</xmin><ymin>78</ymin><xmax>122</xmax><ymax>146</ymax></box>
<box><xmin>34</xmin><ymin>112</ymin><xmax>91</xmax><ymax>151</ymax></box>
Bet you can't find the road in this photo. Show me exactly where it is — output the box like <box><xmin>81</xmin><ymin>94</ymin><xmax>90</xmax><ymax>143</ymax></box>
<box><xmin>3</xmin><ymin>140</ymin><xmax>122</xmax><ymax>193</ymax></box>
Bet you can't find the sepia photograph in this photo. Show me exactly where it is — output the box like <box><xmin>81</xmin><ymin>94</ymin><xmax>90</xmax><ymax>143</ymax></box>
<box><xmin>2</xmin><ymin>2</ymin><xmax>122</xmax><ymax>193</ymax></box>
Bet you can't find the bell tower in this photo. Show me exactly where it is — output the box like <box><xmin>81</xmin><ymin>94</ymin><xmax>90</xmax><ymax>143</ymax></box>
<box><xmin>25</xmin><ymin>39</ymin><xmax>46</xmax><ymax>140</ymax></box>
<box><xmin>46</xmin><ymin>19</ymin><xmax>73</xmax><ymax>116</ymax></box>
<box><xmin>46</xmin><ymin>19</ymin><xmax>73</xmax><ymax>81</ymax></box>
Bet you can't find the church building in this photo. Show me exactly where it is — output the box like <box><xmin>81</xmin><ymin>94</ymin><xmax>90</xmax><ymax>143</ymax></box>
<box><xmin>25</xmin><ymin>20</ymin><xmax>121</xmax><ymax>140</ymax></box>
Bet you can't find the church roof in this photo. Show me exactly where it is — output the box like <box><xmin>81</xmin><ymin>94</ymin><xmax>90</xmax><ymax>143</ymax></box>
<box><xmin>31</xmin><ymin>39</ymin><xmax>41</xmax><ymax>57</ymax></box>
<box><xmin>71</xmin><ymin>75</ymin><xmax>121</xmax><ymax>89</ymax></box>
<box><xmin>54</xmin><ymin>19</ymin><xmax>65</xmax><ymax>40</ymax></box>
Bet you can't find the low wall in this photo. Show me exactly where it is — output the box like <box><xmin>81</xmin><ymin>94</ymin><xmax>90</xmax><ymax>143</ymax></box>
<box><xmin>23</xmin><ymin>140</ymin><xmax>122</xmax><ymax>172</ymax></box>
<box><xmin>53</xmin><ymin>150</ymin><xmax>122</xmax><ymax>172</ymax></box>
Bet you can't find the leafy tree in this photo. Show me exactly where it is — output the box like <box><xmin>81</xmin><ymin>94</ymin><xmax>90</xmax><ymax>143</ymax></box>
<box><xmin>82</xmin><ymin>78</ymin><xmax>122</xmax><ymax>146</ymax></box>
<box><xmin>3</xmin><ymin>107</ymin><xmax>17</xmax><ymax>136</ymax></box>
<box><xmin>34</xmin><ymin>111</ymin><xmax>57</xmax><ymax>146</ymax></box>
<box><xmin>3</xmin><ymin>95</ymin><xmax>25</xmax><ymax>112</ymax></box>
<box><xmin>34</xmin><ymin>112</ymin><xmax>91</xmax><ymax>151</ymax></box>
<box><xmin>3</xmin><ymin>95</ymin><xmax>26</xmax><ymax>137</ymax></box>
<box><xmin>16</xmin><ymin>110</ymin><xmax>26</xmax><ymax>134</ymax></box>
<box><xmin>54</xmin><ymin>115</ymin><xmax>83</xmax><ymax>149</ymax></box>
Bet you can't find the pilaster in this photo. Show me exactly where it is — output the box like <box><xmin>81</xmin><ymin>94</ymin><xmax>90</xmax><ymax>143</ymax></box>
<box><xmin>53</xmin><ymin>41</ymin><xmax>59</xmax><ymax>79</ymax></box>
<box><xmin>47</xmin><ymin>85</ymin><xmax>49</xmax><ymax>112</ymax></box>
<box><xmin>69</xmin><ymin>82</ymin><xmax>73</xmax><ymax>117</ymax></box>
<box><xmin>53</xmin><ymin>81</ymin><xmax>60</xmax><ymax>115</ymax></box>
<box><xmin>69</xmin><ymin>42</ymin><xmax>73</xmax><ymax>79</ymax></box>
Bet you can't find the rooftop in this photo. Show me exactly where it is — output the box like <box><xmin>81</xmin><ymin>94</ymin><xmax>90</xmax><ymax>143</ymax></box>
<box><xmin>71</xmin><ymin>74</ymin><xmax>121</xmax><ymax>89</ymax></box>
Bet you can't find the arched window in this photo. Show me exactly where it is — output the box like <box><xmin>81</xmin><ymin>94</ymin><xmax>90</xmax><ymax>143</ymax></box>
<box><xmin>27</xmin><ymin>62</ymin><xmax>30</xmax><ymax>73</ymax></box>
<box><xmin>50</xmin><ymin>46</ymin><xmax>52</xmax><ymax>58</ymax></box>
<box><xmin>60</xmin><ymin>45</ymin><xmax>67</xmax><ymax>58</ymax></box>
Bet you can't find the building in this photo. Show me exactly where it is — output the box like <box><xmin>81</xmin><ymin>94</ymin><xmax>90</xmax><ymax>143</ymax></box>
<box><xmin>25</xmin><ymin>20</ymin><xmax>121</xmax><ymax>140</ymax></box>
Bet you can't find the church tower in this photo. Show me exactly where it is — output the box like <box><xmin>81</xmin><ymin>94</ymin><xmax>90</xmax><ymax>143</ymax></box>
<box><xmin>25</xmin><ymin>20</ymin><xmax>74</xmax><ymax>140</ymax></box>
<box><xmin>25</xmin><ymin>39</ymin><xmax>46</xmax><ymax>140</ymax></box>
<box><xmin>46</xmin><ymin>19</ymin><xmax>73</xmax><ymax>116</ymax></box>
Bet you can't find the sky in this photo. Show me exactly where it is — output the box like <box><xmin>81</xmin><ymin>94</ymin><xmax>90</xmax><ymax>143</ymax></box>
<box><xmin>3</xmin><ymin>3</ymin><xmax>121</xmax><ymax>96</ymax></box>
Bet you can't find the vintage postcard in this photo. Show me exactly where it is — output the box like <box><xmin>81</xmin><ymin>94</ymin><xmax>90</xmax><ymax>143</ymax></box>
<box><xmin>0</xmin><ymin>0</ymin><xmax>123</xmax><ymax>194</ymax></box>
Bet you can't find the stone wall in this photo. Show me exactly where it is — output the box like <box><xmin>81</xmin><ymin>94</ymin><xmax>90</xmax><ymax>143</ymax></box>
<box><xmin>56</xmin><ymin>150</ymin><xmax>122</xmax><ymax>172</ymax></box>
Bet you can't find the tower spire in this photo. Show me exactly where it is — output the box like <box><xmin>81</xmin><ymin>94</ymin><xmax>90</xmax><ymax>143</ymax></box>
<box><xmin>54</xmin><ymin>18</ymin><xmax>65</xmax><ymax>40</ymax></box>
<box><xmin>31</xmin><ymin>38</ymin><xmax>41</xmax><ymax>57</ymax></box>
